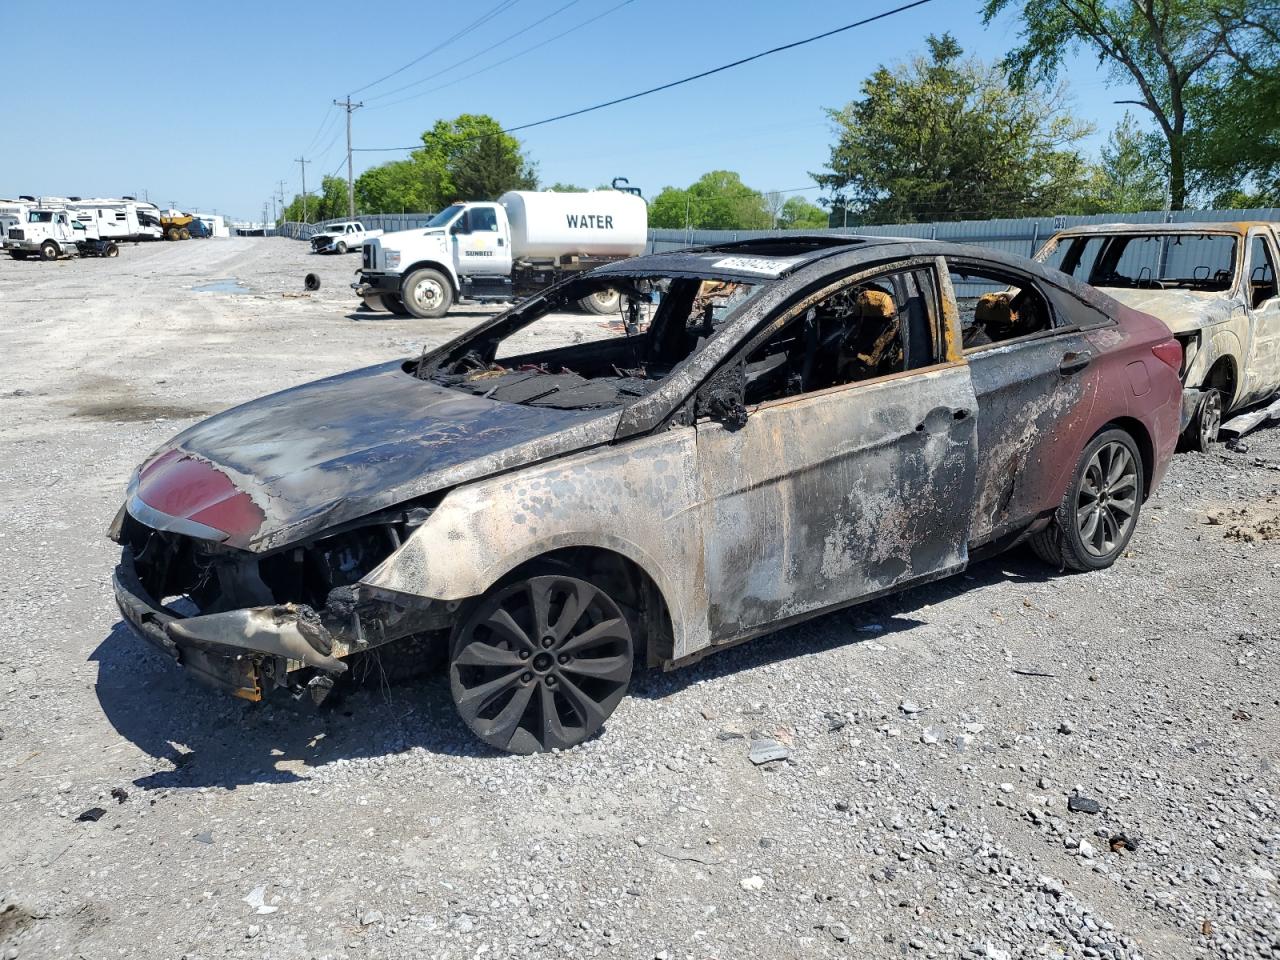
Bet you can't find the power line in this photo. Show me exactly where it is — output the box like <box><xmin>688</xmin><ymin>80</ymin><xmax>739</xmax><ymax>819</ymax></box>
<box><xmin>354</xmin><ymin>0</ymin><xmax>936</xmax><ymax>151</ymax></box>
<box><xmin>302</xmin><ymin>104</ymin><xmax>339</xmax><ymax>154</ymax></box>
<box><xmin>348</xmin><ymin>0</ymin><xmax>522</xmax><ymax>96</ymax></box>
<box><xmin>366</xmin><ymin>0</ymin><xmax>586</xmax><ymax>104</ymax></box>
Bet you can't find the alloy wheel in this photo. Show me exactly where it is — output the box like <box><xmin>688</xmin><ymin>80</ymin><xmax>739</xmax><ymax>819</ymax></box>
<box><xmin>450</xmin><ymin>574</ymin><xmax>633</xmax><ymax>754</ymax></box>
<box><xmin>1199</xmin><ymin>390</ymin><xmax>1222</xmax><ymax>450</ymax></box>
<box><xmin>1075</xmin><ymin>440</ymin><xmax>1139</xmax><ymax>558</ymax></box>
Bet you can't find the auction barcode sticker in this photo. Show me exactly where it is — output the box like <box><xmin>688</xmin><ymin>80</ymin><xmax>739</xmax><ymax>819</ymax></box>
<box><xmin>710</xmin><ymin>256</ymin><xmax>801</xmax><ymax>276</ymax></box>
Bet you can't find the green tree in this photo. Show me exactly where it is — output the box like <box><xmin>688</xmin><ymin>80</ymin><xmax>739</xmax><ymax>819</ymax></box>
<box><xmin>648</xmin><ymin>171</ymin><xmax>773</xmax><ymax>229</ymax></box>
<box><xmin>813</xmin><ymin>34</ymin><xmax>1092</xmax><ymax>223</ymax></box>
<box><xmin>1189</xmin><ymin>1</ymin><xmax>1280</xmax><ymax>204</ymax></box>
<box><xmin>547</xmin><ymin>182</ymin><xmax>588</xmax><ymax>192</ymax></box>
<box><xmin>982</xmin><ymin>0</ymin><xmax>1229</xmax><ymax>210</ymax></box>
<box><xmin>778</xmin><ymin>195</ymin><xmax>830</xmax><ymax>229</ymax></box>
<box><xmin>351</xmin><ymin>113</ymin><xmax>537</xmax><ymax>214</ymax></box>
<box><xmin>1081</xmin><ymin>113</ymin><xmax>1168</xmax><ymax>212</ymax></box>
<box><xmin>282</xmin><ymin>176</ymin><xmax>351</xmax><ymax>223</ymax></box>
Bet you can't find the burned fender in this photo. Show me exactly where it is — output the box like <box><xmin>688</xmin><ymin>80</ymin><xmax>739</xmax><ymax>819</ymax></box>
<box><xmin>361</xmin><ymin>429</ymin><xmax>713</xmax><ymax>658</ymax></box>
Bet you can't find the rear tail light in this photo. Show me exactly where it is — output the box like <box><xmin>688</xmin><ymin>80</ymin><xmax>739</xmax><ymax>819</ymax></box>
<box><xmin>1151</xmin><ymin>338</ymin><xmax>1182</xmax><ymax>373</ymax></box>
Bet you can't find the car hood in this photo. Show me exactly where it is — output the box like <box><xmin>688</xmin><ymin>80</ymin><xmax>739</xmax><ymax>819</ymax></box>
<box><xmin>1098</xmin><ymin>287</ymin><xmax>1237</xmax><ymax>334</ymax></box>
<box><xmin>127</xmin><ymin>360</ymin><xmax>617</xmax><ymax>552</ymax></box>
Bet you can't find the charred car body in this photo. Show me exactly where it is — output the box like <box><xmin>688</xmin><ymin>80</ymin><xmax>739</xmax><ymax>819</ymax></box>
<box><xmin>112</xmin><ymin>236</ymin><xmax>1182</xmax><ymax>753</ymax></box>
<box><xmin>1035</xmin><ymin>222</ymin><xmax>1280</xmax><ymax>450</ymax></box>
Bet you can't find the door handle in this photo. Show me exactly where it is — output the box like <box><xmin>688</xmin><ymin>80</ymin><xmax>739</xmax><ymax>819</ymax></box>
<box><xmin>1059</xmin><ymin>350</ymin><xmax>1093</xmax><ymax>375</ymax></box>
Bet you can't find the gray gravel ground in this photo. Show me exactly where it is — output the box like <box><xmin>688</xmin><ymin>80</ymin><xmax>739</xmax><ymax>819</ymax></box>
<box><xmin>0</xmin><ymin>238</ymin><xmax>1277</xmax><ymax>960</ymax></box>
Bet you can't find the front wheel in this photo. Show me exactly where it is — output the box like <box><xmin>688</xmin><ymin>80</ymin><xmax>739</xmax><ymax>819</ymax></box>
<box><xmin>401</xmin><ymin>268</ymin><xmax>453</xmax><ymax>319</ymax></box>
<box><xmin>335</xmin><ymin>241</ymin><xmax>347</xmax><ymax>254</ymax></box>
<box><xmin>39</xmin><ymin>241</ymin><xmax>58</xmax><ymax>261</ymax></box>
<box><xmin>1183</xmin><ymin>387</ymin><xmax>1222</xmax><ymax>453</ymax></box>
<box><xmin>1029</xmin><ymin>428</ymin><xmax>1144</xmax><ymax>572</ymax></box>
<box><xmin>449</xmin><ymin>571</ymin><xmax>635</xmax><ymax>754</ymax></box>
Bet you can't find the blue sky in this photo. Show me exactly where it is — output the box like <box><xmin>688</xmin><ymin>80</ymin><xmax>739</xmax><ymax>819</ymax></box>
<box><xmin>1</xmin><ymin>1</ymin><xmax>1135</xmax><ymax>219</ymax></box>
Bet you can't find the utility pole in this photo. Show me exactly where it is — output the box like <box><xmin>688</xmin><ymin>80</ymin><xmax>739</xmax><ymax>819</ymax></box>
<box><xmin>295</xmin><ymin>157</ymin><xmax>310</xmax><ymax>223</ymax></box>
<box><xmin>262</xmin><ymin>202</ymin><xmax>269</xmax><ymax>233</ymax></box>
<box><xmin>334</xmin><ymin>96</ymin><xmax>363</xmax><ymax>219</ymax></box>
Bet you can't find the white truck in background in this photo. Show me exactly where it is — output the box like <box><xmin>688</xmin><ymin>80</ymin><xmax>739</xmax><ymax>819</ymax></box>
<box><xmin>354</xmin><ymin>190</ymin><xmax>648</xmax><ymax>318</ymax></box>
<box><xmin>4</xmin><ymin>204</ymin><xmax>121</xmax><ymax>260</ymax></box>
<box><xmin>310</xmin><ymin>221</ymin><xmax>381</xmax><ymax>254</ymax></box>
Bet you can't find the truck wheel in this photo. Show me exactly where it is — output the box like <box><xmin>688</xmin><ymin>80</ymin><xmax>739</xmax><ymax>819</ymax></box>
<box><xmin>179</xmin><ymin>227</ymin><xmax>191</xmax><ymax>240</ymax></box>
<box><xmin>401</xmin><ymin>268</ymin><xmax>453</xmax><ymax>319</ymax></box>
<box><xmin>104</xmin><ymin>243</ymin><xmax>120</xmax><ymax>258</ymax></box>
<box><xmin>579</xmin><ymin>288</ymin><xmax>621</xmax><ymax>315</ymax></box>
<box><xmin>1182</xmin><ymin>388</ymin><xmax>1222</xmax><ymax>453</ymax></box>
<box><xmin>335</xmin><ymin>241</ymin><xmax>347</xmax><ymax>254</ymax></box>
<box><xmin>39</xmin><ymin>241</ymin><xmax>58</xmax><ymax>261</ymax></box>
<box><xmin>166</xmin><ymin>226</ymin><xmax>180</xmax><ymax>241</ymax></box>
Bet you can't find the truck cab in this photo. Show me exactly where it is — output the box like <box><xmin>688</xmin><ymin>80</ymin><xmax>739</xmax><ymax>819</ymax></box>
<box><xmin>6</xmin><ymin>207</ymin><xmax>118</xmax><ymax>260</ymax></box>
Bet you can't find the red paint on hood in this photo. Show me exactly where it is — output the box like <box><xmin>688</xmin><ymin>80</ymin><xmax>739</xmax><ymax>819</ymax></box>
<box><xmin>135</xmin><ymin>449</ymin><xmax>265</xmax><ymax>541</ymax></box>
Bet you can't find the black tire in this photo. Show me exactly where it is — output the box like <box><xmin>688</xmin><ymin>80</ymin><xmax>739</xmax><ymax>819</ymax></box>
<box><xmin>104</xmin><ymin>243</ymin><xmax>119</xmax><ymax>258</ymax></box>
<box><xmin>578</xmin><ymin>288</ymin><xmax>621</xmax><ymax>315</ymax></box>
<box><xmin>39</xmin><ymin>241</ymin><xmax>58</xmax><ymax>261</ymax></box>
<box><xmin>335</xmin><ymin>240</ymin><xmax>347</xmax><ymax>254</ymax></box>
<box><xmin>400</xmin><ymin>268</ymin><xmax>453</xmax><ymax>319</ymax></box>
<box><xmin>1182</xmin><ymin>387</ymin><xmax>1222</xmax><ymax>453</ymax></box>
<box><xmin>1029</xmin><ymin>428</ymin><xmax>1144</xmax><ymax>572</ymax></box>
<box><xmin>449</xmin><ymin>568</ymin><xmax>635</xmax><ymax>754</ymax></box>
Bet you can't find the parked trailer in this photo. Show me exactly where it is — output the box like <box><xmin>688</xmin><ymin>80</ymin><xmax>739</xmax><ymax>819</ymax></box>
<box><xmin>64</xmin><ymin>197</ymin><xmax>164</xmax><ymax>242</ymax></box>
<box><xmin>355</xmin><ymin>189</ymin><xmax>648</xmax><ymax>318</ymax></box>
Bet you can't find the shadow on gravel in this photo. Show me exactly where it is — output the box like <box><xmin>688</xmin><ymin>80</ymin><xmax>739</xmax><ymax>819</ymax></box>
<box><xmin>90</xmin><ymin>548</ymin><xmax>1059</xmax><ymax>787</ymax></box>
<box><xmin>631</xmin><ymin>546</ymin><xmax>1057</xmax><ymax>700</ymax></box>
<box><xmin>345</xmin><ymin>307</ymin><xmax>496</xmax><ymax>323</ymax></box>
<box><xmin>90</xmin><ymin>622</ymin><xmax>492</xmax><ymax>792</ymax></box>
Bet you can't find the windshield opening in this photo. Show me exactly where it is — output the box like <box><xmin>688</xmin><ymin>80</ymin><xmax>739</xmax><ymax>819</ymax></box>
<box><xmin>28</xmin><ymin>211</ymin><xmax>53</xmax><ymax>223</ymax></box>
<box><xmin>1046</xmin><ymin>232</ymin><xmax>1238</xmax><ymax>292</ymax></box>
<box><xmin>416</xmin><ymin>274</ymin><xmax>764</xmax><ymax>410</ymax></box>
<box><xmin>425</xmin><ymin>205</ymin><xmax>465</xmax><ymax>228</ymax></box>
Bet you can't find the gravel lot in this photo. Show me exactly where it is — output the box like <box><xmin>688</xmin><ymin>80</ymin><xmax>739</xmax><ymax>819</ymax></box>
<box><xmin>0</xmin><ymin>237</ymin><xmax>1277</xmax><ymax>960</ymax></box>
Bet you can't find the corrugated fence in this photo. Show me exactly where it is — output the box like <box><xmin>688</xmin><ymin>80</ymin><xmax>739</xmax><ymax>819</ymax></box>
<box><xmin>280</xmin><ymin>206</ymin><xmax>1280</xmax><ymax>254</ymax></box>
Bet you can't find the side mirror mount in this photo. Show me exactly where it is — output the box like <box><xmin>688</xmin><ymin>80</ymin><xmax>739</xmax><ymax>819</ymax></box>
<box><xmin>695</xmin><ymin>363</ymin><xmax>748</xmax><ymax>431</ymax></box>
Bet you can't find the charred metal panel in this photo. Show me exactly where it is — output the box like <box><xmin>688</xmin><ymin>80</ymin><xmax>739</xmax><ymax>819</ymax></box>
<box><xmin>693</xmin><ymin>364</ymin><xmax>978</xmax><ymax>638</ymax></box>
<box><xmin>361</xmin><ymin>428</ymin><xmax>715</xmax><ymax>658</ymax></box>
<box><xmin>965</xmin><ymin>334</ymin><xmax>1096</xmax><ymax>545</ymax></box>
<box><xmin>129</xmin><ymin>362</ymin><xmax>620</xmax><ymax>552</ymax></box>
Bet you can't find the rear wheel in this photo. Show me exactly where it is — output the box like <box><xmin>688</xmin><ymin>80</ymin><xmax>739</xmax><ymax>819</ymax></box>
<box><xmin>449</xmin><ymin>570</ymin><xmax>635</xmax><ymax>754</ymax></box>
<box><xmin>1029</xmin><ymin>428</ymin><xmax>1144</xmax><ymax>572</ymax></box>
<box><xmin>578</xmin><ymin>288</ymin><xmax>621</xmax><ymax>315</ymax></box>
<box><xmin>401</xmin><ymin>268</ymin><xmax>453</xmax><ymax>319</ymax></box>
<box><xmin>179</xmin><ymin>227</ymin><xmax>190</xmax><ymax>240</ymax></box>
<box><xmin>39</xmin><ymin>241</ymin><xmax>58</xmax><ymax>261</ymax></box>
<box><xmin>104</xmin><ymin>243</ymin><xmax>119</xmax><ymax>258</ymax></box>
<box><xmin>1183</xmin><ymin>387</ymin><xmax>1222</xmax><ymax>453</ymax></box>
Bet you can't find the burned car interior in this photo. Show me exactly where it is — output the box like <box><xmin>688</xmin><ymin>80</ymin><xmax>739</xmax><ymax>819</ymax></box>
<box><xmin>951</xmin><ymin>265</ymin><xmax>1054</xmax><ymax>350</ymax></box>
<box><xmin>419</xmin><ymin>275</ymin><xmax>763</xmax><ymax>410</ymax></box>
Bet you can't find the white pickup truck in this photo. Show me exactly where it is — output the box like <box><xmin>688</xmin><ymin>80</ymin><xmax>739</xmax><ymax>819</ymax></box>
<box><xmin>310</xmin><ymin>221</ymin><xmax>380</xmax><ymax>255</ymax></box>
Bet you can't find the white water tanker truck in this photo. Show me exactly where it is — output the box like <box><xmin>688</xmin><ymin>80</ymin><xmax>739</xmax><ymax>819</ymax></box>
<box><xmin>353</xmin><ymin>189</ymin><xmax>648</xmax><ymax>318</ymax></box>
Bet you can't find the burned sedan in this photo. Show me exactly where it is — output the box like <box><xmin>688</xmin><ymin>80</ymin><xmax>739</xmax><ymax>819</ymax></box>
<box><xmin>111</xmin><ymin>236</ymin><xmax>1183</xmax><ymax>754</ymax></box>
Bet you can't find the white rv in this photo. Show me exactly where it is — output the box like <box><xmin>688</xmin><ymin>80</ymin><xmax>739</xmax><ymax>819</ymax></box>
<box><xmin>65</xmin><ymin>197</ymin><xmax>164</xmax><ymax>241</ymax></box>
